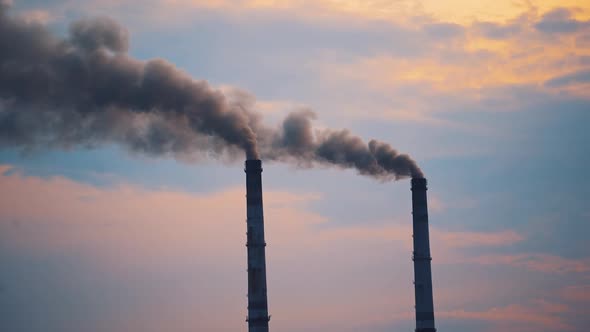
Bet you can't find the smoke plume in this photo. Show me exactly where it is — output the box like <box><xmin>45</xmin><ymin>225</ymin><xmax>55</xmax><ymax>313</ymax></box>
<box><xmin>0</xmin><ymin>5</ymin><xmax>423</xmax><ymax>179</ymax></box>
<box><xmin>264</xmin><ymin>110</ymin><xmax>423</xmax><ymax>179</ymax></box>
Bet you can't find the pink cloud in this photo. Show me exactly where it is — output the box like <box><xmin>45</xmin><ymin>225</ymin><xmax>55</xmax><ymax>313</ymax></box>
<box><xmin>1</xmin><ymin>165</ymin><xmax>587</xmax><ymax>331</ymax></box>
<box><xmin>473</xmin><ymin>253</ymin><xmax>590</xmax><ymax>273</ymax></box>
<box><xmin>434</xmin><ymin>229</ymin><xmax>523</xmax><ymax>248</ymax></box>
<box><xmin>17</xmin><ymin>9</ymin><xmax>56</xmax><ymax>24</ymax></box>
<box><xmin>440</xmin><ymin>299</ymin><xmax>574</xmax><ymax>331</ymax></box>
<box><xmin>0</xmin><ymin>165</ymin><xmax>414</xmax><ymax>331</ymax></box>
<box><xmin>561</xmin><ymin>284</ymin><xmax>590</xmax><ymax>302</ymax></box>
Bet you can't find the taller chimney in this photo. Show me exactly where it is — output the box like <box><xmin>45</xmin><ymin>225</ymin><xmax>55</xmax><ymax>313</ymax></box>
<box><xmin>411</xmin><ymin>178</ymin><xmax>436</xmax><ymax>332</ymax></box>
<box><xmin>244</xmin><ymin>159</ymin><xmax>270</xmax><ymax>332</ymax></box>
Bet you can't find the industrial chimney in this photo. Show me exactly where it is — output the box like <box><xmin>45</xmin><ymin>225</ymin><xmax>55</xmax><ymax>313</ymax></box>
<box><xmin>244</xmin><ymin>159</ymin><xmax>270</xmax><ymax>332</ymax></box>
<box><xmin>411</xmin><ymin>178</ymin><xmax>436</xmax><ymax>332</ymax></box>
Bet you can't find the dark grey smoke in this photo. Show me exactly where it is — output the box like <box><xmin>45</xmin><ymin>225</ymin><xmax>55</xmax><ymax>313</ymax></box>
<box><xmin>262</xmin><ymin>110</ymin><xmax>423</xmax><ymax>179</ymax></box>
<box><xmin>0</xmin><ymin>5</ymin><xmax>423</xmax><ymax>180</ymax></box>
<box><xmin>0</xmin><ymin>6</ymin><xmax>258</xmax><ymax>159</ymax></box>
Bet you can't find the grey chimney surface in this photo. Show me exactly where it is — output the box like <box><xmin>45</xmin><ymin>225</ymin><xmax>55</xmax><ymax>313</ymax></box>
<box><xmin>411</xmin><ymin>178</ymin><xmax>436</xmax><ymax>332</ymax></box>
<box><xmin>245</xmin><ymin>159</ymin><xmax>270</xmax><ymax>332</ymax></box>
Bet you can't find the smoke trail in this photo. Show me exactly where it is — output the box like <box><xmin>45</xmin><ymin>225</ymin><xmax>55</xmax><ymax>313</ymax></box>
<box><xmin>0</xmin><ymin>5</ymin><xmax>423</xmax><ymax>179</ymax></box>
<box><xmin>261</xmin><ymin>110</ymin><xmax>423</xmax><ymax>179</ymax></box>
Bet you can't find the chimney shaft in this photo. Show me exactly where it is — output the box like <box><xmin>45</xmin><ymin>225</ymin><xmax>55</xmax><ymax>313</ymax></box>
<box><xmin>245</xmin><ymin>159</ymin><xmax>270</xmax><ymax>332</ymax></box>
<box><xmin>411</xmin><ymin>178</ymin><xmax>436</xmax><ymax>332</ymax></box>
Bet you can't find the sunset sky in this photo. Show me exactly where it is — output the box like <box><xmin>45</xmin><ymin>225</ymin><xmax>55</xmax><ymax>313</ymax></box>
<box><xmin>1</xmin><ymin>0</ymin><xmax>589</xmax><ymax>331</ymax></box>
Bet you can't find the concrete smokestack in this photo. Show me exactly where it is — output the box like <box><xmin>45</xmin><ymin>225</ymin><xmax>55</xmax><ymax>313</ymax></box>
<box><xmin>244</xmin><ymin>159</ymin><xmax>270</xmax><ymax>332</ymax></box>
<box><xmin>411</xmin><ymin>178</ymin><xmax>436</xmax><ymax>332</ymax></box>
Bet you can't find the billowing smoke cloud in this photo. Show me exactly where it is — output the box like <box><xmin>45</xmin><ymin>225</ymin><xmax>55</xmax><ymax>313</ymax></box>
<box><xmin>0</xmin><ymin>5</ymin><xmax>423</xmax><ymax>179</ymax></box>
<box><xmin>0</xmin><ymin>5</ymin><xmax>258</xmax><ymax>159</ymax></box>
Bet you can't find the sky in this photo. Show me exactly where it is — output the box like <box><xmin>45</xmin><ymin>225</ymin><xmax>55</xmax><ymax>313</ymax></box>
<box><xmin>0</xmin><ymin>0</ymin><xmax>589</xmax><ymax>331</ymax></box>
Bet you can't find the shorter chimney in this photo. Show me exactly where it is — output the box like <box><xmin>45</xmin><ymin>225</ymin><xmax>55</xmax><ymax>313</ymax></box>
<box><xmin>411</xmin><ymin>178</ymin><xmax>436</xmax><ymax>332</ymax></box>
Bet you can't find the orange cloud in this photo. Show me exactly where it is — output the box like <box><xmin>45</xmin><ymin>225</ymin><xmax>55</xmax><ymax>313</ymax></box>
<box><xmin>296</xmin><ymin>7</ymin><xmax>590</xmax><ymax>115</ymax></box>
<box><xmin>33</xmin><ymin>0</ymin><xmax>590</xmax><ymax>121</ymax></box>
<box><xmin>154</xmin><ymin>0</ymin><xmax>590</xmax><ymax>25</ymax></box>
<box><xmin>317</xmin><ymin>31</ymin><xmax>590</xmax><ymax>97</ymax></box>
